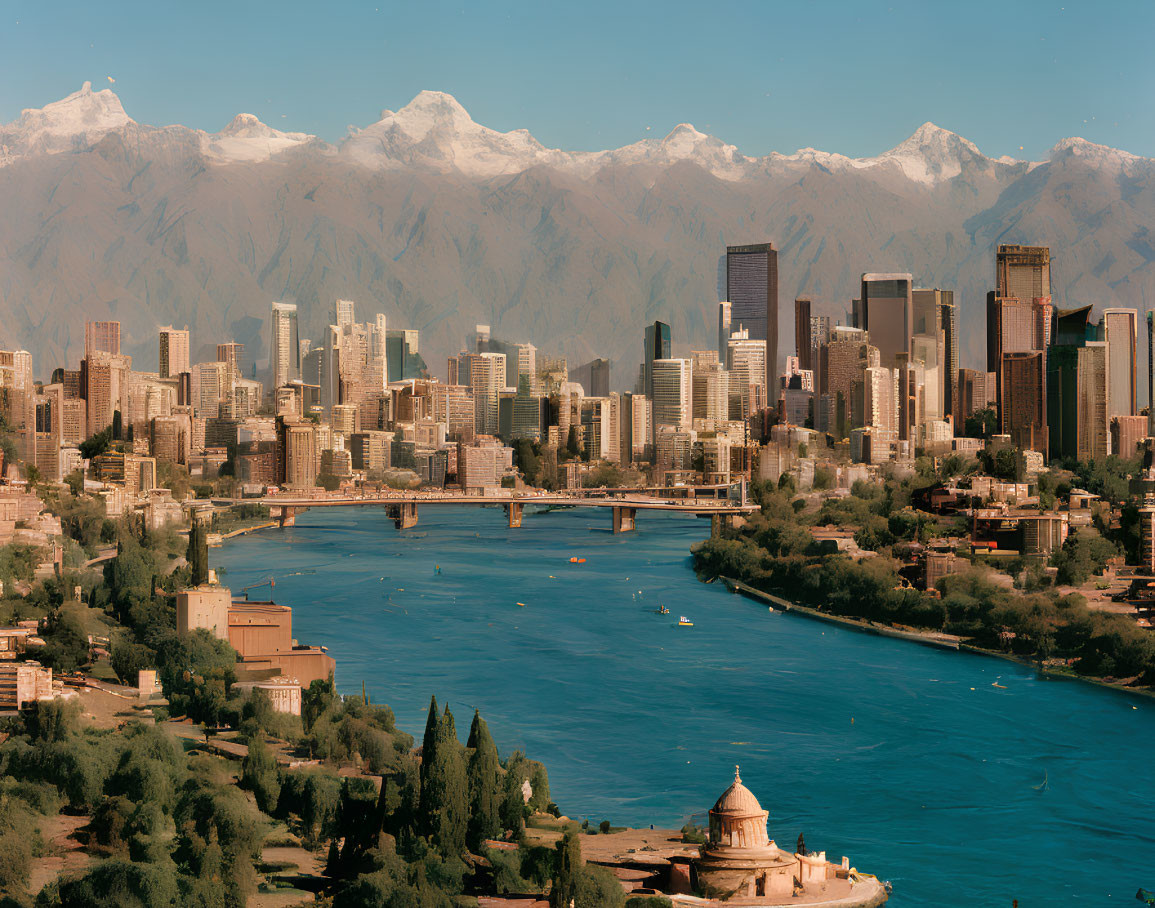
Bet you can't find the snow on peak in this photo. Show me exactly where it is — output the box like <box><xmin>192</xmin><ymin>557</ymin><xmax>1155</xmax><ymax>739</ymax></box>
<box><xmin>867</xmin><ymin>122</ymin><xmax>990</xmax><ymax>184</ymax></box>
<box><xmin>603</xmin><ymin>122</ymin><xmax>754</xmax><ymax>179</ymax></box>
<box><xmin>1048</xmin><ymin>136</ymin><xmax>1143</xmax><ymax>169</ymax></box>
<box><xmin>0</xmin><ymin>81</ymin><xmax>132</xmax><ymax>156</ymax></box>
<box><xmin>202</xmin><ymin>113</ymin><xmax>317</xmax><ymax>163</ymax></box>
<box><xmin>342</xmin><ymin>89</ymin><xmax>551</xmax><ymax>176</ymax></box>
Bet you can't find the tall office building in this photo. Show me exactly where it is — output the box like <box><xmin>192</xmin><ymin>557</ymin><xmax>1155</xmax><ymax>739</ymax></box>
<box><xmin>940</xmin><ymin>292</ymin><xmax>957</xmax><ymax>419</ymax></box>
<box><xmin>726</xmin><ymin>243</ymin><xmax>778</xmax><ymax>388</ymax></box>
<box><xmin>717</xmin><ymin>301</ymin><xmax>732</xmax><ymax>362</ymax></box>
<box><xmin>85</xmin><ymin>320</ymin><xmax>121</xmax><ymax>358</ymax></box>
<box><xmin>335</xmin><ymin>299</ymin><xmax>356</xmax><ymax>334</ymax></box>
<box><xmin>158</xmin><ymin>326</ymin><xmax>190</xmax><ymax>379</ymax></box>
<box><xmin>1148</xmin><ymin>311</ymin><xmax>1155</xmax><ymax>436</ymax></box>
<box><xmin>643</xmin><ymin>321</ymin><xmax>672</xmax><ymax>400</ymax></box>
<box><xmin>957</xmin><ymin>369</ymin><xmax>996</xmax><ymax>421</ymax></box>
<box><xmin>794</xmin><ymin>298</ymin><xmax>812</xmax><ymax>372</ymax></box>
<box><xmin>572</xmin><ymin>358</ymin><xmax>610</xmax><ymax>398</ymax></box>
<box><xmin>725</xmin><ymin>329</ymin><xmax>767</xmax><ymax>420</ymax></box>
<box><xmin>860</xmin><ymin>274</ymin><xmax>912</xmax><ymax>369</ymax></box>
<box><xmin>1102</xmin><ymin>308</ymin><xmax>1137</xmax><ymax>419</ymax></box>
<box><xmin>650</xmin><ymin>358</ymin><xmax>693</xmax><ymax>435</ymax></box>
<box><xmin>270</xmin><ymin>301</ymin><xmax>301</xmax><ymax>389</ymax></box>
<box><xmin>1048</xmin><ymin>306</ymin><xmax>1106</xmax><ymax>460</ymax></box>
<box><xmin>996</xmin><ymin>245</ymin><xmax>1051</xmax><ymax>305</ymax></box>
<box><xmin>1001</xmin><ymin>352</ymin><xmax>1047</xmax><ymax>454</ymax></box>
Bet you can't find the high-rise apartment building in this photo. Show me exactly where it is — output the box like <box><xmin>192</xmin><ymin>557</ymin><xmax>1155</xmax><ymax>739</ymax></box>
<box><xmin>726</xmin><ymin>243</ymin><xmax>778</xmax><ymax>388</ymax></box>
<box><xmin>158</xmin><ymin>326</ymin><xmax>190</xmax><ymax>379</ymax></box>
<box><xmin>270</xmin><ymin>302</ymin><xmax>301</xmax><ymax>389</ymax></box>
<box><xmin>469</xmin><ymin>352</ymin><xmax>506</xmax><ymax>437</ymax></box>
<box><xmin>860</xmin><ymin>274</ymin><xmax>912</xmax><ymax>369</ymax></box>
<box><xmin>650</xmin><ymin>358</ymin><xmax>692</xmax><ymax>435</ymax></box>
<box><xmin>1102</xmin><ymin>308</ymin><xmax>1136</xmax><ymax>419</ymax></box>
<box><xmin>725</xmin><ymin>329</ymin><xmax>767</xmax><ymax>420</ymax></box>
<box><xmin>940</xmin><ymin>293</ymin><xmax>957</xmax><ymax>420</ymax></box>
<box><xmin>85</xmin><ymin>320</ymin><xmax>121</xmax><ymax>358</ymax></box>
<box><xmin>957</xmin><ymin>369</ymin><xmax>996</xmax><ymax>421</ymax></box>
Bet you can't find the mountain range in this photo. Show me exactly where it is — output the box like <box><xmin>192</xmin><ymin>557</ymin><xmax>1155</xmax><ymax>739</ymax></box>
<box><xmin>1</xmin><ymin>82</ymin><xmax>1153</xmax><ymax>386</ymax></box>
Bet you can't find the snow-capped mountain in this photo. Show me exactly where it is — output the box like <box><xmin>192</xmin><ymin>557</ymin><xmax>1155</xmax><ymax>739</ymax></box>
<box><xmin>201</xmin><ymin>113</ymin><xmax>319</xmax><ymax>164</ymax></box>
<box><xmin>0</xmin><ymin>81</ymin><xmax>132</xmax><ymax>159</ymax></box>
<box><xmin>0</xmin><ymin>83</ymin><xmax>1151</xmax><ymax>386</ymax></box>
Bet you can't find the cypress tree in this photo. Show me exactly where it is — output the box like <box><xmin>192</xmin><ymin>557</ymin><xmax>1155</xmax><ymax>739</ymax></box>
<box><xmin>418</xmin><ymin>695</ymin><xmax>439</xmax><ymax>835</ymax></box>
<box><xmin>426</xmin><ymin>706</ymin><xmax>468</xmax><ymax>856</ymax></box>
<box><xmin>549</xmin><ymin>830</ymin><xmax>582</xmax><ymax>908</ymax></box>
<box><xmin>187</xmin><ymin>521</ymin><xmax>209</xmax><ymax>587</ymax></box>
<box><xmin>466</xmin><ymin>711</ymin><xmax>501</xmax><ymax>850</ymax></box>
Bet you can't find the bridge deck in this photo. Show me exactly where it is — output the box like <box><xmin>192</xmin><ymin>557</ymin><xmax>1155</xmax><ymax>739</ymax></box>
<box><xmin>232</xmin><ymin>495</ymin><xmax>756</xmax><ymax>514</ymax></box>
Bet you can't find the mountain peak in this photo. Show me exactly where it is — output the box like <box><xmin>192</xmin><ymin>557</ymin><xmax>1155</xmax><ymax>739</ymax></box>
<box><xmin>204</xmin><ymin>113</ymin><xmax>316</xmax><ymax>163</ymax></box>
<box><xmin>870</xmin><ymin>121</ymin><xmax>989</xmax><ymax>184</ymax></box>
<box><xmin>1048</xmin><ymin>136</ymin><xmax>1142</xmax><ymax>167</ymax></box>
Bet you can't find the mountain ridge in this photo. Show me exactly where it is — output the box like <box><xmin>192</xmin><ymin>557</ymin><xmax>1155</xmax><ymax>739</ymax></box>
<box><xmin>0</xmin><ymin>85</ymin><xmax>1152</xmax><ymax>389</ymax></box>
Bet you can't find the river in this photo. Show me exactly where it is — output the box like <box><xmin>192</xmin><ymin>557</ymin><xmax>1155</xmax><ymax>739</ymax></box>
<box><xmin>214</xmin><ymin>504</ymin><xmax>1155</xmax><ymax>905</ymax></box>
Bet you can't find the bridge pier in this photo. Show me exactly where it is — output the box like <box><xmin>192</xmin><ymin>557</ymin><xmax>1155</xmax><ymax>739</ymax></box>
<box><xmin>711</xmin><ymin>513</ymin><xmax>741</xmax><ymax>537</ymax></box>
<box><xmin>387</xmin><ymin>502</ymin><xmax>419</xmax><ymax>530</ymax></box>
<box><xmin>271</xmin><ymin>506</ymin><xmax>297</xmax><ymax>528</ymax></box>
<box><xmin>612</xmin><ymin>506</ymin><xmax>637</xmax><ymax>534</ymax></box>
<box><xmin>506</xmin><ymin>502</ymin><xmax>524</xmax><ymax>528</ymax></box>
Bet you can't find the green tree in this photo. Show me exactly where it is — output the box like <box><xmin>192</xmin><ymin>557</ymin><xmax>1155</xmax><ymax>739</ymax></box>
<box><xmin>549</xmin><ymin>830</ymin><xmax>582</xmax><ymax>908</ymax></box>
<box><xmin>78</xmin><ymin>427</ymin><xmax>113</xmax><ymax>461</ymax></box>
<box><xmin>423</xmin><ymin>707</ymin><xmax>468</xmax><ymax>856</ymax></box>
<box><xmin>187</xmin><ymin>521</ymin><xmax>209</xmax><ymax>587</ymax></box>
<box><xmin>240</xmin><ymin>736</ymin><xmax>281</xmax><ymax>814</ymax></box>
<box><xmin>465</xmin><ymin>711</ymin><xmax>501</xmax><ymax>850</ymax></box>
<box><xmin>963</xmin><ymin>407</ymin><xmax>997</xmax><ymax>439</ymax></box>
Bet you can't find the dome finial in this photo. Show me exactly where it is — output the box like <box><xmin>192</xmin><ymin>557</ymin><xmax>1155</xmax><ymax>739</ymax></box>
<box><xmin>734</xmin><ymin>764</ymin><xmax>741</xmax><ymax>783</ymax></box>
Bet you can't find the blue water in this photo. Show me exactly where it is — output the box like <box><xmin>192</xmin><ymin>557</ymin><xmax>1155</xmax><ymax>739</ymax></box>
<box><xmin>215</xmin><ymin>505</ymin><xmax>1155</xmax><ymax>906</ymax></box>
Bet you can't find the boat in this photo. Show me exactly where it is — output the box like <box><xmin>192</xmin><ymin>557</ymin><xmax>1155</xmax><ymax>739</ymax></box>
<box><xmin>656</xmin><ymin>605</ymin><xmax>670</xmax><ymax>615</ymax></box>
<box><xmin>569</xmin><ymin>557</ymin><xmax>578</xmax><ymax>563</ymax></box>
<box><xmin>577</xmin><ymin>558</ymin><xmax>586</xmax><ymax>564</ymax></box>
<box><xmin>678</xmin><ymin>616</ymin><xmax>694</xmax><ymax>627</ymax></box>
<box><xmin>992</xmin><ymin>681</ymin><xmax>1007</xmax><ymax>689</ymax></box>
<box><xmin>517</xmin><ymin>602</ymin><xmax>526</xmax><ymax>608</ymax></box>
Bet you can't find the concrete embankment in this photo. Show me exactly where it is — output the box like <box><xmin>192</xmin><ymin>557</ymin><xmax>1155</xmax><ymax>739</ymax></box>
<box><xmin>719</xmin><ymin>577</ymin><xmax>960</xmax><ymax>651</ymax></box>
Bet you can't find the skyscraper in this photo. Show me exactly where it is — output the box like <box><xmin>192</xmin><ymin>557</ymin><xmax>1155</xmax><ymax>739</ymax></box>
<box><xmin>158</xmin><ymin>326</ymin><xmax>190</xmax><ymax>379</ymax></box>
<box><xmin>717</xmin><ymin>301</ymin><xmax>732</xmax><ymax>362</ymax></box>
<box><xmin>85</xmin><ymin>321</ymin><xmax>121</xmax><ymax>358</ymax></box>
<box><xmin>335</xmin><ymin>299</ymin><xmax>356</xmax><ymax>334</ymax></box>
<box><xmin>940</xmin><ymin>292</ymin><xmax>958</xmax><ymax>420</ymax></box>
<box><xmin>469</xmin><ymin>351</ymin><xmax>506</xmax><ymax>436</ymax></box>
<box><xmin>860</xmin><ymin>274</ymin><xmax>912</xmax><ymax>369</ymax></box>
<box><xmin>270</xmin><ymin>301</ymin><xmax>301</xmax><ymax>389</ymax></box>
<box><xmin>794</xmin><ymin>298</ymin><xmax>812</xmax><ymax>372</ymax></box>
<box><xmin>996</xmin><ymin>245</ymin><xmax>1051</xmax><ymax>305</ymax></box>
<box><xmin>650</xmin><ymin>358</ymin><xmax>692</xmax><ymax>434</ymax></box>
<box><xmin>726</xmin><ymin>243</ymin><xmax>778</xmax><ymax>388</ymax></box>
<box><xmin>1102</xmin><ymin>308</ymin><xmax>1137</xmax><ymax>419</ymax></box>
<box><xmin>1048</xmin><ymin>306</ymin><xmax>1106</xmax><ymax>460</ymax></box>
<box><xmin>643</xmin><ymin>321</ymin><xmax>672</xmax><ymax>400</ymax></box>
<box><xmin>1148</xmin><ymin>311</ymin><xmax>1155</xmax><ymax>436</ymax></box>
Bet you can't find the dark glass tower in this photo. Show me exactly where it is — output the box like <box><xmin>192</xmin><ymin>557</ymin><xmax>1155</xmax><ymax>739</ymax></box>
<box><xmin>643</xmin><ymin>321</ymin><xmax>672</xmax><ymax>400</ymax></box>
<box><xmin>726</xmin><ymin>243</ymin><xmax>778</xmax><ymax>390</ymax></box>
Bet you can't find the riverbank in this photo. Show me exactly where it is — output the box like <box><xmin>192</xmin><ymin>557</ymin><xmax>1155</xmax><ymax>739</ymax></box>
<box><xmin>718</xmin><ymin>575</ymin><xmax>1155</xmax><ymax>701</ymax></box>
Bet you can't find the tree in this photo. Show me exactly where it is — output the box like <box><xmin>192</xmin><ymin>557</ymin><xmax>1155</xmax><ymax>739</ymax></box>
<box><xmin>241</xmin><ymin>736</ymin><xmax>281</xmax><ymax>814</ymax></box>
<box><xmin>963</xmin><ymin>407</ymin><xmax>997</xmax><ymax>440</ymax></box>
<box><xmin>423</xmin><ymin>707</ymin><xmax>468</xmax><ymax>855</ymax></box>
<box><xmin>187</xmin><ymin>521</ymin><xmax>209</xmax><ymax>587</ymax></box>
<box><xmin>302</xmin><ymin>677</ymin><xmax>338</xmax><ymax>733</ymax></box>
<box><xmin>549</xmin><ymin>830</ymin><xmax>582</xmax><ymax>908</ymax></box>
<box><xmin>465</xmin><ymin>711</ymin><xmax>501</xmax><ymax>850</ymax></box>
<box><xmin>78</xmin><ymin>427</ymin><xmax>113</xmax><ymax>461</ymax></box>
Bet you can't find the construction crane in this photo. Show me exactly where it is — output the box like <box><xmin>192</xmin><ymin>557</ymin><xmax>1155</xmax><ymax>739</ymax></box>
<box><xmin>239</xmin><ymin>577</ymin><xmax>275</xmax><ymax>600</ymax></box>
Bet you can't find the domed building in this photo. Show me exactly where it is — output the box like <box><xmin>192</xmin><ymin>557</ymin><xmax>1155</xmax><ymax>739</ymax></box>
<box><xmin>695</xmin><ymin>766</ymin><xmax>800</xmax><ymax>899</ymax></box>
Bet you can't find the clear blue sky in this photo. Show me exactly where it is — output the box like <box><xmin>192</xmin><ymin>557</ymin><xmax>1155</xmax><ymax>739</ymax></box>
<box><xmin>2</xmin><ymin>0</ymin><xmax>1152</xmax><ymax>160</ymax></box>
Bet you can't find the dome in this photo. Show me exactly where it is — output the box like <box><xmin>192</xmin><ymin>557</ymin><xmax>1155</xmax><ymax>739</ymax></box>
<box><xmin>712</xmin><ymin>766</ymin><xmax>764</xmax><ymax>817</ymax></box>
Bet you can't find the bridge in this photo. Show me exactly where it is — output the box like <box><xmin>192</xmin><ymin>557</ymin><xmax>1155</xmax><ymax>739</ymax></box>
<box><xmin>211</xmin><ymin>489</ymin><xmax>758</xmax><ymax>535</ymax></box>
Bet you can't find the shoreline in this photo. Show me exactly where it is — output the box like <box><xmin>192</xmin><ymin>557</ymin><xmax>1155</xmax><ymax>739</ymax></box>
<box><xmin>717</xmin><ymin>575</ymin><xmax>1155</xmax><ymax>702</ymax></box>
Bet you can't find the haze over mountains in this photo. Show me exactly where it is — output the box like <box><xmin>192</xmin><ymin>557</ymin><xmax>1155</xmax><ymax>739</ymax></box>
<box><xmin>1</xmin><ymin>82</ymin><xmax>1152</xmax><ymax>385</ymax></box>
